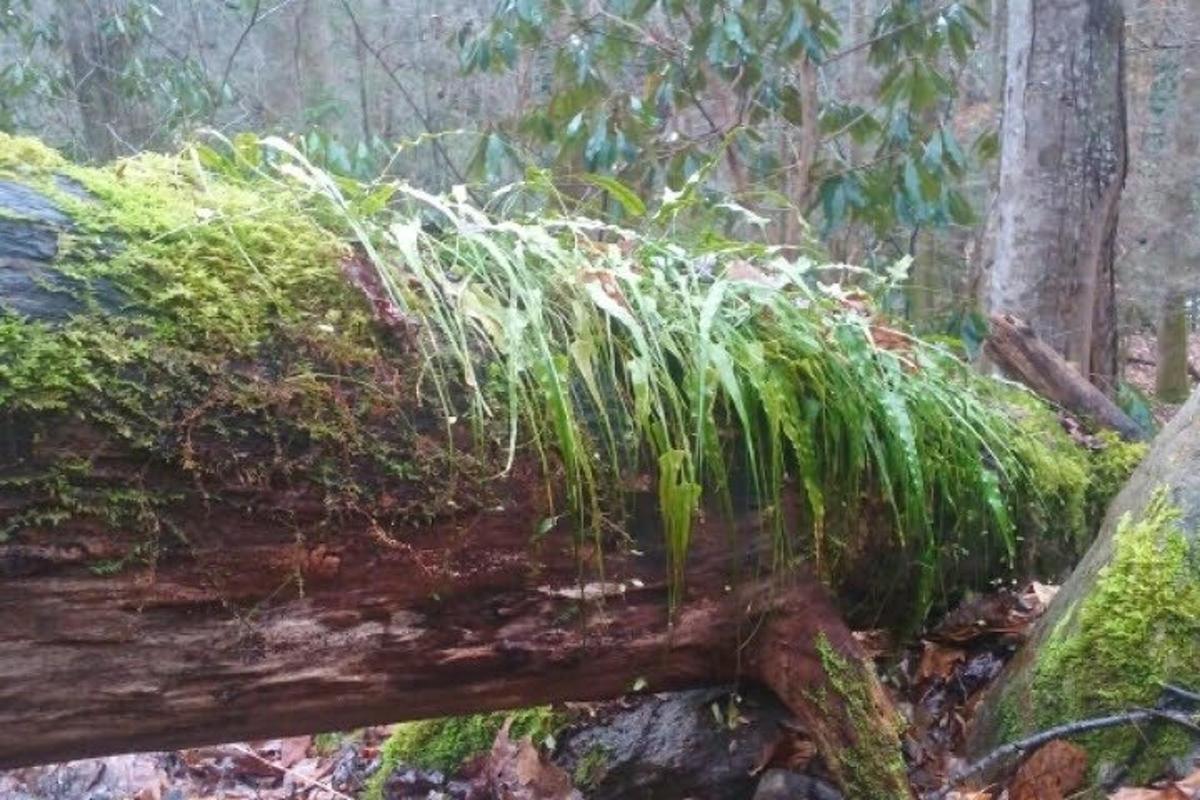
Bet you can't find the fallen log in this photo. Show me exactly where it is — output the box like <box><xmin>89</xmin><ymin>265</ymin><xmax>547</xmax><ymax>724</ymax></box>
<box><xmin>0</xmin><ymin>138</ymin><xmax>920</xmax><ymax>797</ymax></box>
<box><xmin>985</xmin><ymin>312</ymin><xmax>1148</xmax><ymax>440</ymax></box>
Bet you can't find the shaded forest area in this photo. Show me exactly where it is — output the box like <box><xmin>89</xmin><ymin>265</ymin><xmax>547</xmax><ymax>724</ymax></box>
<box><xmin>2</xmin><ymin>1</ymin><xmax>1200</xmax><ymax>799</ymax></box>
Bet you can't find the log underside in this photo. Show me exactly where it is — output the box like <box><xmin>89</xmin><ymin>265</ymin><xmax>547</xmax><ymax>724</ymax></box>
<box><xmin>0</xmin><ymin>429</ymin><xmax>864</xmax><ymax>774</ymax></box>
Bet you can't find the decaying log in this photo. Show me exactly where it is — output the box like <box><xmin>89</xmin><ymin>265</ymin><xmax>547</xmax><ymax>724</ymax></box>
<box><xmin>985</xmin><ymin>313</ymin><xmax>1147</xmax><ymax>440</ymax></box>
<box><xmin>0</xmin><ymin>157</ymin><xmax>912</xmax><ymax>796</ymax></box>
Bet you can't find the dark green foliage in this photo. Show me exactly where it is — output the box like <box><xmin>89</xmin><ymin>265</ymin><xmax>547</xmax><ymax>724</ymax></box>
<box><xmin>462</xmin><ymin>0</ymin><xmax>990</xmax><ymax>236</ymax></box>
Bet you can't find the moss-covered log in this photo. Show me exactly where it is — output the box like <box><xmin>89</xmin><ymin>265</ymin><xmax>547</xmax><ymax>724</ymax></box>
<box><xmin>969</xmin><ymin>388</ymin><xmax>1200</xmax><ymax>783</ymax></box>
<box><xmin>0</xmin><ymin>136</ymin><xmax>933</xmax><ymax>796</ymax></box>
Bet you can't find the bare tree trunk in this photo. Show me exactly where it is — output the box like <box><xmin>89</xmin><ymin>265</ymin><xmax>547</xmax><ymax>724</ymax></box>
<box><xmin>988</xmin><ymin>0</ymin><xmax>1127</xmax><ymax>393</ymax></box>
<box><xmin>63</xmin><ymin>0</ymin><xmax>150</xmax><ymax>160</ymax></box>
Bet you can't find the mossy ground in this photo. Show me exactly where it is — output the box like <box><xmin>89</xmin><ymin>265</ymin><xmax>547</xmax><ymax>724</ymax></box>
<box><xmin>998</xmin><ymin>489</ymin><xmax>1200</xmax><ymax>784</ymax></box>
<box><xmin>362</xmin><ymin>708</ymin><xmax>564</xmax><ymax>799</ymax></box>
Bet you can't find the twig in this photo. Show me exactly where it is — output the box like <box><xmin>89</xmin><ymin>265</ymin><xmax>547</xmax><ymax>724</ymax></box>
<box><xmin>338</xmin><ymin>0</ymin><xmax>472</xmax><ymax>192</ymax></box>
<box><xmin>229</xmin><ymin>744</ymin><xmax>355</xmax><ymax>800</ymax></box>
<box><xmin>929</xmin><ymin>707</ymin><xmax>1200</xmax><ymax>800</ymax></box>
<box><xmin>1163</xmin><ymin>684</ymin><xmax>1200</xmax><ymax>706</ymax></box>
<box><xmin>219</xmin><ymin>0</ymin><xmax>263</xmax><ymax>103</ymax></box>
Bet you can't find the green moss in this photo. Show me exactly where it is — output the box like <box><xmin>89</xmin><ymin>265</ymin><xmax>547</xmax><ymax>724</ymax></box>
<box><xmin>1018</xmin><ymin>489</ymin><xmax>1200</xmax><ymax>780</ymax></box>
<box><xmin>813</xmin><ymin>634</ymin><xmax>909</xmax><ymax>799</ymax></box>
<box><xmin>1001</xmin><ymin>389</ymin><xmax>1146</xmax><ymax>563</ymax></box>
<box><xmin>572</xmin><ymin>744</ymin><xmax>611</xmax><ymax>789</ymax></box>
<box><xmin>1086</xmin><ymin>432</ymin><xmax>1148</xmax><ymax>528</ymax></box>
<box><xmin>362</xmin><ymin>708</ymin><xmax>564</xmax><ymax>800</ymax></box>
<box><xmin>0</xmin><ymin>132</ymin><xmax>65</xmax><ymax>172</ymax></box>
<box><xmin>0</xmin><ymin>136</ymin><xmax>483</xmax><ymax>555</ymax></box>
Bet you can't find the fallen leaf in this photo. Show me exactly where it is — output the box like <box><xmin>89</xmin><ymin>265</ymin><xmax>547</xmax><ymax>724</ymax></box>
<box><xmin>485</xmin><ymin>719</ymin><xmax>582</xmax><ymax>800</ymax></box>
<box><xmin>918</xmin><ymin>641</ymin><xmax>968</xmax><ymax>683</ymax></box>
<box><xmin>931</xmin><ymin>592</ymin><xmax>1034</xmax><ymax>643</ymax></box>
<box><xmin>1023</xmin><ymin>581</ymin><xmax>1059</xmax><ymax>611</ymax></box>
<box><xmin>1009</xmin><ymin>740</ymin><xmax>1088</xmax><ymax>800</ymax></box>
<box><xmin>853</xmin><ymin>628</ymin><xmax>895</xmax><ymax>661</ymax></box>
<box><xmin>1109</xmin><ymin>789</ymin><xmax>1188</xmax><ymax>800</ymax></box>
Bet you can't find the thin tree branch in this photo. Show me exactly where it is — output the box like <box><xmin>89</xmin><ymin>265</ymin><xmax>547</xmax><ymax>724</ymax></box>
<box><xmin>219</xmin><ymin>0</ymin><xmax>262</xmax><ymax>103</ymax></box>
<box><xmin>338</xmin><ymin>0</ymin><xmax>471</xmax><ymax>190</ymax></box>
<box><xmin>824</xmin><ymin>2</ymin><xmax>955</xmax><ymax>65</ymax></box>
<box><xmin>930</xmin><ymin>707</ymin><xmax>1200</xmax><ymax>800</ymax></box>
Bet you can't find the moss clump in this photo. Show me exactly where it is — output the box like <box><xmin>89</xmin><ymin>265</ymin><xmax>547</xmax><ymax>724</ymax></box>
<box><xmin>572</xmin><ymin>744</ymin><xmax>611</xmax><ymax>789</ymax></box>
<box><xmin>363</xmin><ymin>708</ymin><xmax>564</xmax><ymax>800</ymax></box>
<box><xmin>1002</xmin><ymin>389</ymin><xmax>1146</xmax><ymax>563</ymax></box>
<box><xmin>1017</xmin><ymin>489</ymin><xmax>1200</xmax><ymax>780</ymax></box>
<box><xmin>0</xmin><ymin>132</ymin><xmax>64</xmax><ymax>172</ymax></box>
<box><xmin>813</xmin><ymin>634</ymin><xmax>910</xmax><ymax>799</ymax></box>
<box><xmin>1086</xmin><ymin>431</ymin><xmax>1149</xmax><ymax>528</ymax></box>
<box><xmin>0</xmin><ymin>135</ymin><xmax>481</xmax><ymax>555</ymax></box>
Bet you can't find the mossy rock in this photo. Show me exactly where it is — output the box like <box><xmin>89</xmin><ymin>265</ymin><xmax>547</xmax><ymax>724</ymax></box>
<box><xmin>363</xmin><ymin>708</ymin><xmax>564</xmax><ymax>800</ymax></box>
<box><xmin>976</xmin><ymin>390</ymin><xmax>1200</xmax><ymax>784</ymax></box>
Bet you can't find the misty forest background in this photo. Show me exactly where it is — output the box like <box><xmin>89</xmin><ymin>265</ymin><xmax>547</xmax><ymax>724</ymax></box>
<box><xmin>1</xmin><ymin>0</ymin><xmax>1196</xmax><ymax>387</ymax></box>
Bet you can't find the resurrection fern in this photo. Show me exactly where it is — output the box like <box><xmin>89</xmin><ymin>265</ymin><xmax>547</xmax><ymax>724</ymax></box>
<box><xmin>235</xmin><ymin>136</ymin><xmax>1041</xmax><ymax>618</ymax></box>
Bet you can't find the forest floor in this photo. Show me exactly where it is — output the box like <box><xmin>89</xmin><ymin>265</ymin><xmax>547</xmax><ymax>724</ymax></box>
<box><xmin>1122</xmin><ymin>332</ymin><xmax>1200</xmax><ymax>424</ymax></box>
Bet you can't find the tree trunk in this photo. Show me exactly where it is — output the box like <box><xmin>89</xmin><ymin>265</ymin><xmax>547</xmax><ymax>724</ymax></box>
<box><xmin>1156</xmin><ymin>291</ymin><xmax>1191</xmax><ymax>403</ymax></box>
<box><xmin>968</xmin><ymin>388</ymin><xmax>1200</xmax><ymax>779</ymax></box>
<box><xmin>988</xmin><ymin>0</ymin><xmax>1127</xmax><ymax>393</ymax></box>
<box><xmin>63</xmin><ymin>0</ymin><xmax>152</xmax><ymax>160</ymax></box>
<box><xmin>0</xmin><ymin>160</ymin><xmax>913</xmax><ymax>797</ymax></box>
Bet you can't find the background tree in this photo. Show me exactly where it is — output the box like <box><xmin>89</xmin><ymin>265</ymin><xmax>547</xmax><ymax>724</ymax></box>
<box><xmin>987</xmin><ymin>0</ymin><xmax>1127</xmax><ymax>392</ymax></box>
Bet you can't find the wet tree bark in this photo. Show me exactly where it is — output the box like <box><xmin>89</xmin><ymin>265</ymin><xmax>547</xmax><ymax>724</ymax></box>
<box><xmin>1156</xmin><ymin>291</ymin><xmax>1191</xmax><ymax>403</ymax></box>
<box><xmin>0</xmin><ymin>171</ymin><xmax>912</xmax><ymax>796</ymax></box>
<box><xmin>988</xmin><ymin>0</ymin><xmax>1127</xmax><ymax>393</ymax></box>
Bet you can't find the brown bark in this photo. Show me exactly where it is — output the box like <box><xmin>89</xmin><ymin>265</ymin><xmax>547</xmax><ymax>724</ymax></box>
<box><xmin>988</xmin><ymin>0</ymin><xmax>1127</xmax><ymax>393</ymax></box>
<box><xmin>985</xmin><ymin>312</ymin><xmax>1146</xmax><ymax>440</ymax></box>
<box><xmin>0</xmin><ymin>425</ymin><xmax>908</xmax><ymax>796</ymax></box>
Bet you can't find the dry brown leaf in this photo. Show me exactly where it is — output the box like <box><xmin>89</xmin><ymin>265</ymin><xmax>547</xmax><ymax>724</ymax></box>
<box><xmin>1009</xmin><ymin>740</ymin><xmax>1088</xmax><ymax>800</ymax></box>
<box><xmin>486</xmin><ymin>720</ymin><xmax>581</xmax><ymax>800</ymax></box>
<box><xmin>1109</xmin><ymin>791</ymin><xmax>1165</xmax><ymax>800</ymax></box>
<box><xmin>1176</xmin><ymin>767</ymin><xmax>1200</xmax><ymax>791</ymax></box>
<box><xmin>853</xmin><ymin>628</ymin><xmax>895</xmax><ymax>661</ymax></box>
<box><xmin>917</xmin><ymin>641</ymin><xmax>968</xmax><ymax>683</ymax></box>
<box><xmin>1023</xmin><ymin>581</ymin><xmax>1059</xmax><ymax>611</ymax></box>
<box><xmin>931</xmin><ymin>592</ymin><xmax>1034</xmax><ymax>644</ymax></box>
